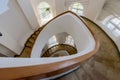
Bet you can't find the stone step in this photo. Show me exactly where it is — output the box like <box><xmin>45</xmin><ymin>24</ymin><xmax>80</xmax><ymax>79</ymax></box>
<box><xmin>31</xmin><ymin>35</ymin><xmax>37</xmax><ymax>39</ymax></box>
<box><xmin>28</xmin><ymin>38</ymin><xmax>35</xmax><ymax>44</ymax></box>
<box><xmin>38</xmin><ymin>27</ymin><xmax>43</xmax><ymax>31</ymax></box>
<box><xmin>34</xmin><ymin>30</ymin><xmax>40</xmax><ymax>35</ymax></box>
<box><xmin>19</xmin><ymin>47</ymin><xmax>31</xmax><ymax>57</ymax></box>
<box><xmin>25</xmin><ymin>42</ymin><xmax>33</xmax><ymax>48</ymax></box>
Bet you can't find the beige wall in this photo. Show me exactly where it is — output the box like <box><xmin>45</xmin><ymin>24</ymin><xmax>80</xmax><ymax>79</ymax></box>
<box><xmin>0</xmin><ymin>0</ymin><xmax>33</xmax><ymax>55</ymax></box>
<box><xmin>84</xmin><ymin>0</ymin><xmax>106</xmax><ymax>21</ymax></box>
<box><xmin>17</xmin><ymin>0</ymin><xmax>40</xmax><ymax>30</ymax></box>
<box><xmin>55</xmin><ymin>0</ymin><xmax>65</xmax><ymax>15</ymax></box>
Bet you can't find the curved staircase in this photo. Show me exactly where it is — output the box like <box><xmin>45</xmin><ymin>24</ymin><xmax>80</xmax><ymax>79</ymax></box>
<box><xmin>0</xmin><ymin>11</ymin><xmax>100</xmax><ymax>80</ymax></box>
<box><xmin>42</xmin><ymin>44</ymin><xmax>77</xmax><ymax>57</ymax></box>
<box><xmin>17</xmin><ymin>27</ymin><xmax>44</xmax><ymax>57</ymax></box>
<box><xmin>17</xmin><ymin>27</ymin><xmax>78</xmax><ymax>58</ymax></box>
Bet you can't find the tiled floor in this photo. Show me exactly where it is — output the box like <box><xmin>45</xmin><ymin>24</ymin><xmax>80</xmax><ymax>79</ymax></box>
<box><xmin>57</xmin><ymin>17</ymin><xmax>120</xmax><ymax>80</ymax></box>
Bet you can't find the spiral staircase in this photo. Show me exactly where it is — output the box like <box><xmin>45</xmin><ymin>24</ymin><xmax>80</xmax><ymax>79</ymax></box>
<box><xmin>0</xmin><ymin>11</ymin><xmax>100</xmax><ymax>80</ymax></box>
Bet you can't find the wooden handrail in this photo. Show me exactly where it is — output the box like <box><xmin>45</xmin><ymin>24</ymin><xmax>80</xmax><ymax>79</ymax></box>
<box><xmin>0</xmin><ymin>11</ymin><xmax>99</xmax><ymax>80</ymax></box>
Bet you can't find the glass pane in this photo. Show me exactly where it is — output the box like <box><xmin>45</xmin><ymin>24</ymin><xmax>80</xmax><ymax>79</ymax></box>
<box><xmin>73</xmin><ymin>5</ymin><xmax>78</xmax><ymax>8</ymax></box>
<box><xmin>65</xmin><ymin>36</ymin><xmax>74</xmax><ymax>46</ymax></box>
<box><xmin>113</xmin><ymin>29</ymin><xmax>120</xmax><ymax>37</ymax></box>
<box><xmin>72</xmin><ymin>9</ymin><xmax>77</xmax><ymax>13</ymax></box>
<box><xmin>77</xmin><ymin>10</ymin><xmax>83</xmax><ymax>15</ymax></box>
<box><xmin>48</xmin><ymin>36</ymin><xmax>57</xmax><ymax>47</ymax></box>
<box><xmin>38</xmin><ymin>2</ymin><xmax>53</xmax><ymax>25</ymax></box>
<box><xmin>106</xmin><ymin>23</ymin><xmax>115</xmax><ymax>30</ymax></box>
<box><xmin>78</xmin><ymin>4</ymin><xmax>83</xmax><ymax>9</ymax></box>
<box><xmin>70</xmin><ymin>2</ymin><xmax>84</xmax><ymax>16</ymax></box>
<box><xmin>118</xmin><ymin>24</ymin><xmax>120</xmax><ymax>28</ymax></box>
<box><xmin>38</xmin><ymin>2</ymin><xmax>49</xmax><ymax>8</ymax></box>
<box><xmin>111</xmin><ymin>18</ymin><xmax>120</xmax><ymax>25</ymax></box>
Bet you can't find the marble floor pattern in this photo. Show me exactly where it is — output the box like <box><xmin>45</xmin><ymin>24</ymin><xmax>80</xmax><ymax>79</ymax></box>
<box><xmin>56</xmin><ymin>17</ymin><xmax>120</xmax><ymax>80</ymax></box>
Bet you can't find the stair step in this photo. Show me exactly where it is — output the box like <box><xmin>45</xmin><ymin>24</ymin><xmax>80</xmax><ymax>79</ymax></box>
<box><xmin>31</xmin><ymin>35</ymin><xmax>37</xmax><ymax>39</ymax></box>
<box><xmin>28</xmin><ymin>38</ymin><xmax>35</xmax><ymax>43</ymax></box>
<box><xmin>35</xmin><ymin>31</ymin><xmax>40</xmax><ymax>35</ymax></box>
<box><xmin>25</xmin><ymin>42</ymin><xmax>34</xmax><ymax>48</ymax></box>
<box><xmin>19</xmin><ymin>26</ymin><xmax>44</xmax><ymax>58</ymax></box>
<box><xmin>38</xmin><ymin>27</ymin><xmax>44</xmax><ymax>31</ymax></box>
<box><xmin>19</xmin><ymin>47</ymin><xmax>31</xmax><ymax>57</ymax></box>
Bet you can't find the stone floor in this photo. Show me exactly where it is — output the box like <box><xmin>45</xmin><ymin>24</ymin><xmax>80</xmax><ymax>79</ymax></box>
<box><xmin>56</xmin><ymin>17</ymin><xmax>120</xmax><ymax>80</ymax></box>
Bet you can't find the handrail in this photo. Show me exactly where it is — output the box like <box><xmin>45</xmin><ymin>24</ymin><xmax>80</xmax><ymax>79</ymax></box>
<box><xmin>0</xmin><ymin>11</ymin><xmax>99</xmax><ymax>80</ymax></box>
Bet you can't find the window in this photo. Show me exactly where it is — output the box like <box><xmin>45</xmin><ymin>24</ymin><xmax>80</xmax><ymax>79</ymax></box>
<box><xmin>102</xmin><ymin>15</ymin><xmax>120</xmax><ymax>37</ymax></box>
<box><xmin>48</xmin><ymin>36</ymin><xmax>58</xmax><ymax>47</ymax></box>
<box><xmin>38</xmin><ymin>2</ymin><xmax>53</xmax><ymax>25</ymax></box>
<box><xmin>65</xmin><ymin>35</ymin><xmax>74</xmax><ymax>46</ymax></box>
<box><xmin>69</xmin><ymin>2</ymin><xmax>84</xmax><ymax>16</ymax></box>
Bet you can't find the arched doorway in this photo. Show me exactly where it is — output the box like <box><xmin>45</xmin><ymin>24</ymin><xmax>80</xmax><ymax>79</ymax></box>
<box><xmin>38</xmin><ymin>2</ymin><xmax>53</xmax><ymax>25</ymax></box>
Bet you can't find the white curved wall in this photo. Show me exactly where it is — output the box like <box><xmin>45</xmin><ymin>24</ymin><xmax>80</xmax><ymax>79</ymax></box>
<box><xmin>17</xmin><ymin>0</ymin><xmax>40</xmax><ymax>30</ymax></box>
<box><xmin>0</xmin><ymin>0</ymin><xmax>33</xmax><ymax>55</ymax></box>
<box><xmin>31</xmin><ymin>13</ymin><xmax>95</xmax><ymax>58</ymax></box>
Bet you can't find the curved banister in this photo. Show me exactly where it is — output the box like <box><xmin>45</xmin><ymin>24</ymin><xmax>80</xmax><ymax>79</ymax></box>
<box><xmin>0</xmin><ymin>11</ymin><xmax>99</xmax><ymax>80</ymax></box>
<box><xmin>0</xmin><ymin>42</ymin><xmax>99</xmax><ymax>80</ymax></box>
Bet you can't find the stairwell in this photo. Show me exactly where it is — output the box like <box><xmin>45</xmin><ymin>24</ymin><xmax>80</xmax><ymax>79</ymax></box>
<box><xmin>16</xmin><ymin>27</ymin><xmax>77</xmax><ymax>58</ymax></box>
<box><xmin>16</xmin><ymin>27</ymin><xmax>44</xmax><ymax>57</ymax></box>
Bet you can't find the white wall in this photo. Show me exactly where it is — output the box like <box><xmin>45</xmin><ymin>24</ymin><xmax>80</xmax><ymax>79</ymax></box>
<box><xmin>0</xmin><ymin>27</ymin><xmax>22</xmax><ymax>55</ymax></box>
<box><xmin>105</xmin><ymin>0</ymin><xmax>120</xmax><ymax>16</ymax></box>
<box><xmin>84</xmin><ymin>0</ymin><xmax>106</xmax><ymax>21</ymax></box>
<box><xmin>17</xmin><ymin>0</ymin><xmax>40</xmax><ymax>30</ymax></box>
<box><xmin>0</xmin><ymin>43</ymin><xmax>15</xmax><ymax>57</ymax></box>
<box><xmin>55</xmin><ymin>0</ymin><xmax>65</xmax><ymax>15</ymax></box>
<box><xmin>0</xmin><ymin>0</ymin><xmax>33</xmax><ymax>55</ymax></box>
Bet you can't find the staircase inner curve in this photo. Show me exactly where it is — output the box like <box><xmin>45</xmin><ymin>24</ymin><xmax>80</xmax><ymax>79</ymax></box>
<box><xmin>0</xmin><ymin>11</ymin><xmax>99</xmax><ymax>80</ymax></box>
<box><xmin>41</xmin><ymin>32</ymin><xmax>77</xmax><ymax>57</ymax></box>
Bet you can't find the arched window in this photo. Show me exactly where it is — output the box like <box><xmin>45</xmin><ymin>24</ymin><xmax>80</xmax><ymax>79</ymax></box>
<box><xmin>102</xmin><ymin>15</ymin><xmax>120</xmax><ymax>37</ymax></box>
<box><xmin>38</xmin><ymin>2</ymin><xmax>53</xmax><ymax>25</ymax></box>
<box><xmin>69</xmin><ymin>2</ymin><xmax>84</xmax><ymax>16</ymax></box>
